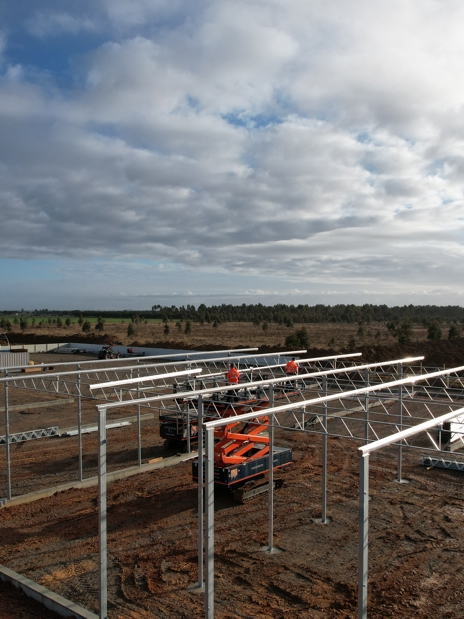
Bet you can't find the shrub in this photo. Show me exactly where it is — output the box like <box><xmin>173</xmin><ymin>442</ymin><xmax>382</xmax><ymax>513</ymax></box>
<box><xmin>427</xmin><ymin>320</ymin><xmax>442</xmax><ymax>341</ymax></box>
<box><xmin>285</xmin><ymin>327</ymin><xmax>309</xmax><ymax>348</ymax></box>
<box><xmin>448</xmin><ymin>325</ymin><xmax>460</xmax><ymax>339</ymax></box>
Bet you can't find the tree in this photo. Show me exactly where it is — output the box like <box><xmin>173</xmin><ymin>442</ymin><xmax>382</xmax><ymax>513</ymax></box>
<box><xmin>164</xmin><ymin>323</ymin><xmax>170</xmax><ymax>336</ymax></box>
<box><xmin>19</xmin><ymin>317</ymin><xmax>28</xmax><ymax>331</ymax></box>
<box><xmin>427</xmin><ymin>320</ymin><xmax>442</xmax><ymax>341</ymax></box>
<box><xmin>56</xmin><ymin>317</ymin><xmax>62</xmax><ymax>328</ymax></box>
<box><xmin>131</xmin><ymin>314</ymin><xmax>141</xmax><ymax>334</ymax></box>
<box><xmin>65</xmin><ymin>318</ymin><xmax>72</xmax><ymax>327</ymax></box>
<box><xmin>127</xmin><ymin>323</ymin><xmax>135</xmax><ymax>337</ymax></box>
<box><xmin>95</xmin><ymin>316</ymin><xmax>105</xmax><ymax>331</ymax></box>
<box><xmin>396</xmin><ymin>318</ymin><xmax>413</xmax><ymax>344</ymax></box>
<box><xmin>285</xmin><ymin>327</ymin><xmax>309</xmax><ymax>348</ymax></box>
<box><xmin>262</xmin><ymin>321</ymin><xmax>269</xmax><ymax>332</ymax></box>
<box><xmin>449</xmin><ymin>325</ymin><xmax>460</xmax><ymax>339</ymax></box>
<box><xmin>82</xmin><ymin>321</ymin><xmax>91</xmax><ymax>333</ymax></box>
<box><xmin>184</xmin><ymin>320</ymin><xmax>191</xmax><ymax>335</ymax></box>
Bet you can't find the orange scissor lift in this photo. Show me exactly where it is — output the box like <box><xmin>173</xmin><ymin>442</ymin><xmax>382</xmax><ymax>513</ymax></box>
<box><xmin>192</xmin><ymin>391</ymin><xmax>293</xmax><ymax>502</ymax></box>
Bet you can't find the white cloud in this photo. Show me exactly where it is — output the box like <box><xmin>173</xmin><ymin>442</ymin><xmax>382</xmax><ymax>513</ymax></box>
<box><xmin>1</xmin><ymin>1</ymin><xmax>464</xmax><ymax>307</ymax></box>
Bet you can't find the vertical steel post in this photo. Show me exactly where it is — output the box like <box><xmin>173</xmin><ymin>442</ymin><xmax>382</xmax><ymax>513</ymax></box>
<box><xmin>268</xmin><ymin>385</ymin><xmax>275</xmax><ymax>552</ymax></box>
<box><xmin>397</xmin><ymin>363</ymin><xmax>404</xmax><ymax>482</ymax></box>
<box><xmin>98</xmin><ymin>407</ymin><xmax>108</xmax><ymax>619</ymax></box>
<box><xmin>187</xmin><ymin>406</ymin><xmax>191</xmax><ymax>454</ymax></box>
<box><xmin>205</xmin><ymin>426</ymin><xmax>214</xmax><ymax>619</ymax></box>
<box><xmin>197</xmin><ymin>396</ymin><xmax>204</xmax><ymax>588</ymax></box>
<box><xmin>4</xmin><ymin>372</ymin><xmax>11</xmax><ymax>500</ymax></box>
<box><xmin>358</xmin><ymin>453</ymin><xmax>369</xmax><ymax>619</ymax></box>
<box><xmin>77</xmin><ymin>366</ymin><xmax>83</xmax><ymax>482</ymax></box>
<box><xmin>137</xmin><ymin>361</ymin><xmax>141</xmax><ymax>466</ymax></box>
<box><xmin>321</xmin><ymin>374</ymin><xmax>328</xmax><ymax>523</ymax></box>
<box><xmin>364</xmin><ymin>368</ymin><xmax>369</xmax><ymax>444</ymax></box>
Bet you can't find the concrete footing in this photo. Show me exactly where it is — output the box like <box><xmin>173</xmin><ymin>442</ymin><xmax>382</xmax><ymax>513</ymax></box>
<box><xmin>0</xmin><ymin>564</ymin><xmax>98</xmax><ymax>619</ymax></box>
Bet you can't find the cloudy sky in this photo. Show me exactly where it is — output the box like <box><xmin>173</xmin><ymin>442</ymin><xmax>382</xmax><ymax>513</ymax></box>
<box><xmin>1</xmin><ymin>1</ymin><xmax>464</xmax><ymax>310</ymax></box>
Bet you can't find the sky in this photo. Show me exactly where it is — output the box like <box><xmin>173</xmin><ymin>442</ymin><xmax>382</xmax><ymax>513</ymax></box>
<box><xmin>1</xmin><ymin>1</ymin><xmax>464</xmax><ymax>311</ymax></box>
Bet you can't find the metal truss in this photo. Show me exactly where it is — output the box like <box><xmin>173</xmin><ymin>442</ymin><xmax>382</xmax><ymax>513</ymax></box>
<box><xmin>0</xmin><ymin>348</ymin><xmax>323</xmax><ymax>406</ymax></box>
<box><xmin>420</xmin><ymin>454</ymin><xmax>464</xmax><ymax>471</ymax></box>
<box><xmin>0</xmin><ymin>426</ymin><xmax>60</xmax><ymax>445</ymax></box>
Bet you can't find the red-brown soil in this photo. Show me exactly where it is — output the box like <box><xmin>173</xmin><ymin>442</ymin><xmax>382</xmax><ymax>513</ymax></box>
<box><xmin>1</xmin><ymin>346</ymin><xmax>464</xmax><ymax>618</ymax></box>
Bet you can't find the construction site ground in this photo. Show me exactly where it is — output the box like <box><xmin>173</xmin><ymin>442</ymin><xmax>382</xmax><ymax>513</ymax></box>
<box><xmin>1</xmin><ymin>353</ymin><xmax>464</xmax><ymax>618</ymax></box>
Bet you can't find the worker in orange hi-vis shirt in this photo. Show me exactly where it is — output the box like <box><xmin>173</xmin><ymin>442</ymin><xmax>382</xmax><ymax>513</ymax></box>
<box><xmin>285</xmin><ymin>357</ymin><xmax>298</xmax><ymax>388</ymax></box>
<box><xmin>226</xmin><ymin>363</ymin><xmax>240</xmax><ymax>383</ymax></box>
<box><xmin>225</xmin><ymin>363</ymin><xmax>240</xmax><ymax>401</ymax></box>
<box><xmin>285</xmin><ymin>357</ymin><xmax>298</xmax><ymax>375</ymax></box>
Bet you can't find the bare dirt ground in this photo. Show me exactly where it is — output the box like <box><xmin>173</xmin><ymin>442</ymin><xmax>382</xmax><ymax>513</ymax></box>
<box><xmin>1</xmin><ymin>342</ymin><xmax>464</xmax><ymax>618</ymax></box>
<box><xmin>2</xmin><ymin>425</ymin><xmax>464</xmax><ymax>619</ymax></box>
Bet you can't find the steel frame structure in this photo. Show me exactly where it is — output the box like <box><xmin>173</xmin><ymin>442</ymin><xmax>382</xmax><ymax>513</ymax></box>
<box><xmin>92</xmin><ymin>355</ymin><xmax>464</xmax><ymax>619</ymax></box>
<box><xmin>4</xmin><ymin>351</ymin><xmax>464</xmax><ymax>619</ymax></box>
<box><xmin>1</xmin><ymin>348</ymin><xmax>314</xmax><ymax>499</ymax></box>
<box><xmin>201</xmin><ymin>363</ymin><xmax>464</xmax><ymax>619</ymax></box>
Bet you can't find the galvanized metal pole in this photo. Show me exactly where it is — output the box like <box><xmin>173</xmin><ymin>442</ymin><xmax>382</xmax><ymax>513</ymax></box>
<box><xmin>77</xmin><ymin>366</ymin><xmax>83</xmax><ymax>482</ymax></box>
<box><xmin>197</xmin><ymin>396</ymin><xmax>204</xmax><ymax>588</ymax></box>
<box><xmin>187</xmin><ymin>405</ymin><xmax>191</xmax><ymax>454</ymax></box>
<box><xmin>4</xmin><ymin>372</ymin><xmax>11</xmax><ymax>500</ymax></box>
<box><xmin>268</xmin><ymin>385</ymin><xmax>274</xmax><ymax>552</ymax></box>
<box><xmin>98</xmin><ymin>407</ymin><xmax>108</xmax><ymax>619</ymax></box>
<box><xmin>358</xmin><ymin>453</ymin><xmax>369</xmax><ymax>619</ymax></box>
<box><xmin>137</xmin><ymin>361</ymin><xmax>141</xmax><ymax>466</ymax></box>
<box><xmin>205</xmin><ymin>426</ymin><xmax>214</xmax><ymax>619</ymax></box>
<box><xmin>321</xmin><ymin>374</ymin><xmax>328</xmax><ymax>523</ymax></box>
<box><xmin>397</xmin><ymin>363</ymin><xmax>404</xmax><ymax>482</ymax></box>
<box><xmin>364</xmin><ymin>368</ymin><xmax>369</xmax><ymax>444</ymax></box>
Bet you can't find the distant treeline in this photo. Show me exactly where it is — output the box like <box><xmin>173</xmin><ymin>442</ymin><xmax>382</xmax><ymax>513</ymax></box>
<box><xmin>2</xmin><ymin>304</ymin><xmax>464</xmax><ymax>325</ymax></box>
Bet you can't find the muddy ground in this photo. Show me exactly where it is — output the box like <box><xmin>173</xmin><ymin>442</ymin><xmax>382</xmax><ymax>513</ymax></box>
<box><xmin>1</xmin><ymin>352</ymin><xmax>464</xmax><ymax>618</ymax></box>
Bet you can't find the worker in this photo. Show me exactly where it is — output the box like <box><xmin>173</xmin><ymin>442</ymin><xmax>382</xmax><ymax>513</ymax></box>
<box><xmin>285</xmin><ymin>357</ymin><xmax>298</xmax><ymax>388</ymax></box>
<box><xmin>225</xmin><ymin>363</ymin><xmax>240</xmax><ymax>401</ymax></box>
<box><xmin>226</xmin><ymin>363</ymin><xmax>240</xmax><ymax>384</ymax></box>
<box><xmin>285</xmin><ymin>357</ymin><xmax>298</xmax><ymax>375</ymax></box>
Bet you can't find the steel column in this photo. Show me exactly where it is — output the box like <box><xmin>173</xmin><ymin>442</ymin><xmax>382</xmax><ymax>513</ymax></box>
<box><xmin>205</xmin><ymin>426</ymin><xmax>214</xmax><ymax>619</ymax></box>
<box><xmin>397</xmin><ymin>363</ymin><xmax>404</xmax><ymax>482</ymax></box>
<box><xmin>77</xmin><ymin>367</ymin><xmax>83</xmax><ymax>482</ymax></box>
<box><xmin>4</xmin><ymin>372</ymin><xmax>11</xmax><ymax>500</ymax></box>
<box><xmin>321</xmin><ymin>374</ymin><xmax>328</xmax><ymax>523</ymax></box>
<box><xmin>197</xmin><ymin>396</ymin><xmax>204</xmax><ymax>588</ymax></box>
<box><xmin>358</xmin><ymin>453</ymin><xmax>369</xmax><ymax>619</ymax></box>
<box><xmin>268</xmin><ymin>385</ymin><xmax>274</xmax><ymax>552</ymax></box>
<box><xmin>364</xmin><ymin>368</ymin><xmax>369</xmax><ymax>444</ymax></box>
<box><xmin>137</xmin><ymin>362</ymin><xmax>141</xmax><ymax>466</ymax></box>
<box><xmin>187</xmin><ymin>406</ymin><xmax>191</xmax><ymax>454</ymax></box>
<box><xmin>98</xmin><ymin>407</ymin><xmax>108</xmax><ymax>619</ymax></box>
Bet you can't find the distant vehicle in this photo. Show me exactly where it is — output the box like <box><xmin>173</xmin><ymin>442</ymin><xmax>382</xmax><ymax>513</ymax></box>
<box><xmin>98</xmin><ymin>342</ymin><xmax>122</xmax><ymax>360</ymax></box>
